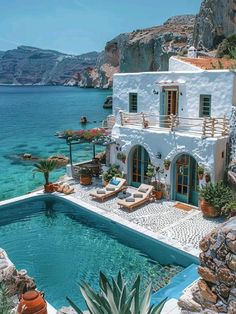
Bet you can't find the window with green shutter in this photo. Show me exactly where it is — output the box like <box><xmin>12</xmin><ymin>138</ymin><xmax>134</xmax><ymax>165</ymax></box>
<box><xmin>129</xmin><ymin>93</ymin><xmax>138</xmax><ymax>112</ymax></box>
<box><xmin>199</xmin><ymin>95</ymin><xmax>211</xmax><ymax>117</ymax></box>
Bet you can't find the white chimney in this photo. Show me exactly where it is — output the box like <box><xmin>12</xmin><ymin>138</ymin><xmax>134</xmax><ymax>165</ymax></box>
<box><xmin>187</xmin><ymin>46</ymin><xmax>197</xmax><ymax>58</ymax></box>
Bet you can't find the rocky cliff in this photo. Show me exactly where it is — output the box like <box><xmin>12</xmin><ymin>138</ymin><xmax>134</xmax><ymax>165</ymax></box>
<box><xmin>0</xmin><ymin>46</ymin><xmax>98</xmax><ymax>85</ymax></box>
<box><xmin>193</xmin><ymin>0</ymin><xmax>236</xmax><ymax>49</ymax></box>
<box><xmin>78</xmin><ymin>15</ymin><xmax>195</xmax><ymax>88</ymax></box>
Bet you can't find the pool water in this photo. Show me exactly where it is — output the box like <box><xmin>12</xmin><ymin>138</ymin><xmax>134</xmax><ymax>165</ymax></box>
<box><xmin>0</xmin><ymin>197</ymin><xmax>183</xmax><ymax>309</ymax></box>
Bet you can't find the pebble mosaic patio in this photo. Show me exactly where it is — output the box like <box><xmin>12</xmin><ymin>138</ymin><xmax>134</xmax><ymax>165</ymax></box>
<box><xmin>61</xmin><ymin>177</ymin><xmax>225</xmax><ymax>252</ymax></box>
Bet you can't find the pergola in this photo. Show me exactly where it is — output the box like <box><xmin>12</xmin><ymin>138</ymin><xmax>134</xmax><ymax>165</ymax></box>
<box><xmin>57</xmin><ymin>128</ymin><xmax>115</xmax><ymax>166</ymax></box>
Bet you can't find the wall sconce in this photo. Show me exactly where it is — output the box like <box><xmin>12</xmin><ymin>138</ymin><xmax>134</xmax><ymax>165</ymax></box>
<box><xmin>156</xmin><ymin>152</ymin><xmax>162</xmax><ymax>159</ymax></box>
<box><xmin>153</xmin><ymin>89</ymin><xmax>159</xmax><ymax>95</ymax></box>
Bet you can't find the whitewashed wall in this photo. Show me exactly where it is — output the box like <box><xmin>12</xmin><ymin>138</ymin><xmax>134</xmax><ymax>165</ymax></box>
<box><xmin>111</xmin><ymin>126</ymin><xmax>229</xmax><ymax>187</ymax></box>
<box><xmin>112</xmin><ymin>70</ymin><xmax>235</xmax><ymax>119</ymax></box>
<box><xmin>169</xmin><ymin>57</ymin><xmax>200</xmax><ymax>71</ymax></box>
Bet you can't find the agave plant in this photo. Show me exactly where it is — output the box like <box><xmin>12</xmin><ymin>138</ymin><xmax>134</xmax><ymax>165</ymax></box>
<box><xmin>0</xmin><ymin>283</ymin><xmax>13</xmax><ymax>314</ymax></box>
<box><xmin>67</xmin><ymin>272</ymin><xmax>166</xmax><ymax>314</ymax></box>
<box><xmin>33</xmin><ymin>159</ymin><xmax>58</xmax><ymax>185</ymax></box>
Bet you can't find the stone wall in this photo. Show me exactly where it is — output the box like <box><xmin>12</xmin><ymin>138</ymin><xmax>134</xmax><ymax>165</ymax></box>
<box><xmin>178</xmin><ymin>218</ymin><xmax>236</xmax><ymax>313</ymax></box>
<box><xmin>0</xmin><ymin>249</ymin><xmax>35</xmax><ymax>297</ymax></box>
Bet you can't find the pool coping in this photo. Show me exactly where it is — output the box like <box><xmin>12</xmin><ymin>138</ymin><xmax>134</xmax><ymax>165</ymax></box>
<box><xmin>0</xmin><ymin>190</ymin><xmax>199</xmax><ymax>259</ymax></box>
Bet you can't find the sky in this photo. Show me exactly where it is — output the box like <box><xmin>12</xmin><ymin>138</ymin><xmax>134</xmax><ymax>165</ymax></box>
<box><xmin>0</xmin><ymin>0</ymin><xmax>202</xmax><ymax>55</ymax></box>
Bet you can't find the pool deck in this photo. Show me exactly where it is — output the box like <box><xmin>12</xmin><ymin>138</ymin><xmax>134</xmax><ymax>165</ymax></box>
<box><xmin>60</xmin><ymin>176</ymin><xmax>224</xmax><ymax>257</ymax></box>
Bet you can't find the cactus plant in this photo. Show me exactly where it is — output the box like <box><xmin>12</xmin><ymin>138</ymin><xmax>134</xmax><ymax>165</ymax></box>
<box><xmin>66</xmin><ymin>271</ymin><xmax>166</xmax><ymax>314</ymax></box>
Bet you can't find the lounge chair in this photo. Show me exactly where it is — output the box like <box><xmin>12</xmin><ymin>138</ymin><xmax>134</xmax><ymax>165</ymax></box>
<box><xmin>89</xmin><ymin>177</ymin><xmax>126</xmax><ymax>202</ymax></box>
<box><xmin>117</xmin><ymin>184</ymin><xmax>153</xmax><ymax>211</ymax></box>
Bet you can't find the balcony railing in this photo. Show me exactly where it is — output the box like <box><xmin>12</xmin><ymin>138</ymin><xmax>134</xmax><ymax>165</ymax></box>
<box><xmin>102</xmin><ymin>115</ymin><xmax>116</xmax><ymax>129</ymax></box>
<box><xmin>119</xmin><ymin>111</ymin><xmax>229</xmax><ymax>138</ymax></box>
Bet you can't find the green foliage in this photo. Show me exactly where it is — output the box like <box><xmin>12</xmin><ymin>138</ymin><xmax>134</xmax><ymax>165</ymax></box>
<box><xmin>103</xmin><ymin>165</ymin><xmax>122</xmax><ymax>182</ymax></box>
<box><xmin>0</xmin><ymin>283</ymin><xmax>12</xmax><ymax>314</ymax></box>
<box><xmin>163</xmin><ymin>159</ymin><xmax>170</xmax><ymax>166</ymax></box>
<box><xmin>33</xmin><ymin>159</ymin><xmax>58</xmax><ymax>185</ymax></box>
<box><xmin>78</xmin><ymin>167</ymin><xmax>92</xmax><ymax>177</ymax></box>
<box><xmin>197</xmin><ymin>165</ymin><xmax>204</xmax><ymax>175</ymax></box>
<box><xmin>221</xmin><ymin>201</ymin><xmax>236</xmax><ymax>218</ymax></box>
<box><xmin>200</xmin><ymin>181</ymin><xmax>233</xmax><ymax>213</ymax></box>
<box><xmin>146</xmin><ymin>164</ymin><xmax>163</xmax><ymax>192</ymax></box>
<box><xmin>217</xmin><ymin>35</ymin><xmax>236</xmax><ymax>59</ymax></box>
<box><xmin>67</xmin><ymin>272</ymin><xmax>167</xmax><ymax>314</ymax></box>
<box><xmin>117</xmin><ymin>152</ymin><xmax>126</xmax><ymax>163</ymax></box>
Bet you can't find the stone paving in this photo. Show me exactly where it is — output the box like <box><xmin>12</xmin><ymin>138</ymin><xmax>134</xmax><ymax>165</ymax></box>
<box><xmin>62</xmin><ymin>177</ymin><xmax>225</xmax><ymax>251</ymax></box>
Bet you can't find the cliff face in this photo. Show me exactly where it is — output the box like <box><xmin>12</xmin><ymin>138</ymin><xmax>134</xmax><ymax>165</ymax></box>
<box><xmin>0</xmin><ymin>46</ymin><xmax>98</xmax><ymax>85</ymax></box>
<box><xmin>193</xmin><ymin>0</ymin><xmax>236</xmax><ymax>49</ymax></box>
<box><xmin>78</xmin><ymin>15</ymin><xmax>195</xmax><ymax>88</ymax></box>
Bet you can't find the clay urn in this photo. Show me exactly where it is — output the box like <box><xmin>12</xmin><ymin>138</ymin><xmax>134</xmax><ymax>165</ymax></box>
<box><xmin>17</xmin><ymin>290</ymin><xmax>47</xmax><ymax>314</ymax></box>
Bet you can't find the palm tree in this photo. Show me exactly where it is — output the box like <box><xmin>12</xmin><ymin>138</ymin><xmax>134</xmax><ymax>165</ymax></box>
<box><xmin>33</xmin><ymin>159</ymin><xmax>58</xmax><ymax>185</ymax></box>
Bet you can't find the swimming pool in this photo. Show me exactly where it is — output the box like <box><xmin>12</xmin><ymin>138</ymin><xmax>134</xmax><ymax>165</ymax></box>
<box><xmin>0</xmin><ymin>195</ymin><xmax>197</xmax><ymax>309</ymax></box>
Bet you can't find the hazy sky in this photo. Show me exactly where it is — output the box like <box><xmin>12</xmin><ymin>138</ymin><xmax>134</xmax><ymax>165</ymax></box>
<box><xmin>0</xmin><ymin>0</ymin><xmax>202</xmax><ymax>55</ymax></box>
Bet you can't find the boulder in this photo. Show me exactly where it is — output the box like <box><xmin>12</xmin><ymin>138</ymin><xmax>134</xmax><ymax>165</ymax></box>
<box><xmin>198</xmin><ymin>266</ymin><xmax>217</xmax><ymax>284</ymax></box>
<box><xmin>198</xmin><ymin>280</ymin><xmax>217</xmax><ymax>304</ymax></box>
<box><xmin>227</xmin><ymin>253</ymin><xmax>236</xmax><ymax>272</ymax></box>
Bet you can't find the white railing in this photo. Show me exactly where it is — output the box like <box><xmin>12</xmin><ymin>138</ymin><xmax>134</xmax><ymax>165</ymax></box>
<box><xmin>119</xmin><ymin>111</ymin><xmax>229</xmax><ymax>138</ymax></box>
<box><xmin>102</xmin><ymin>115</ymin><xmax>115</xmax><ymax>129</ymax></box>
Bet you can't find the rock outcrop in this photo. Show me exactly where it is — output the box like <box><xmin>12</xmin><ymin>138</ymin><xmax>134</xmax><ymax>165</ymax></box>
<box><xmin>193</xmin><ymin>0</ymin><xmax>236</xmax><ymax>49</ymax></box>
<box><xmin>0</xmin><ymin>46</ymin><xmax>99</xmax><ymax>85</ymax></box>
<box><xmin>79</xmin><ymin>15</ymin><xmax>195</xmax><ymax>88</ymax></box>
<box><xmin>0</xmin><ymin>249</ymin><xmax>35</xmax><ymax>296</ymax></box>
<box><xmin>178</xmin><ymin>218</ymin><xmax>236</xmax><ymax>313</ymax></box>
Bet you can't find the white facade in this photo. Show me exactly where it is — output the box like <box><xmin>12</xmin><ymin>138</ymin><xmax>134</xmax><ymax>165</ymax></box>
<box><xmin>110</xmin><ymin>57</ymin><xmax>236</xmax><ymax>205</ymax></box>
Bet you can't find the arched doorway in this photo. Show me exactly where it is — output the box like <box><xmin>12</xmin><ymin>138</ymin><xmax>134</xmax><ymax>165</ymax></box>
<box><xmin>174</xmin><ymin>154</ymin><xmax>198</xmax><ymax>206</ymax></box>
<box><xmin>129</xmin><ymin>145</ymin><xmax>150</xmax><ymax>187</ymax></box>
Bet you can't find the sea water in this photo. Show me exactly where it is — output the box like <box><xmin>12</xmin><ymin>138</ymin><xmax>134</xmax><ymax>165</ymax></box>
<box><xmin>0</xmin><ymin>86</ymin><xmax>111</xmax><ymax>200</ymax></box>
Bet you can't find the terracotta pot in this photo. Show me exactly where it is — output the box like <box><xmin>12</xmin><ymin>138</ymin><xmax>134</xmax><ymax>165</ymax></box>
<box><xmin>200</xmin><ymin>199</ymin><xmax>219</xmax><ymax>217</ymax></box>
<box><xmin>103</xmin><ymin>180</ymin><xmax>109</xmax><ymax>187</ymax></box>
<box><xmin>198</xmin><ymin>173</ymin><xmax>204</xmax><ymax>180</ymax></box>
<box><xmin>44</xmin><ymin>183</ymin><xmax>54</xmax><ymax>193</ymax></box>
<box><xmin>164</xmin><ymin>164</ymin><xmax>170</xmax><ymax>170</ymax></box>
<box><xmin>17</xmin><ymin>290</ymin><xmax>47</xmax><ymax>314</ymax></box>
<box><xmin>80</xmin><ymin>175</ymin><xmax>92</xmax><ymax>185</ymax></box>
<box><xmin>153</xmin><ymin>191</ymin><xmax>162</xmax><ymax>200</ymax></box>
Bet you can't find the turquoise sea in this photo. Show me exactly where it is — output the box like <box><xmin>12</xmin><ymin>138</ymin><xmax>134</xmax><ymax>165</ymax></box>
<box><xmin>0</xmin><ymin>86</ymin><xmax>111</xmax><ymax>201</ymax></box>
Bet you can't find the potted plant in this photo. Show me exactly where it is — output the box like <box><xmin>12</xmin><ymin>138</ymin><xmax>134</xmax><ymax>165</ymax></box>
<box><xmin>78</xmin><ymin>167</ymin><xmax>92</xmax><ymax>185</ymax></box>
<box><xmin>146</xmin><ymin>164</ymin><xmax>163</xmax><ymax>200</ymax></box>
<box><xmin>102</xmin><ymin>164</ymin><xmax>122</xmax><ymax>186</ymax></box>
<box><xmin>163</xmin><ymin>159</ymin><xmax>171</xmax><ymax>170</ymax></box>
<box><xmin>197</xmin><ymin>165</ymin><xmax>205</xmax><ymax>180</ymax></box>
<box><xmin>117</xmin><ymin>152</ymin><xmax>126</xmax><ymax>164</ymax></box>
<box><xmin>33</xmin><ymin>159</ymin><xmax>58</xmax><ymax>193</ymax></box>
<box><xmin>200</xmin><ymin>181</ymin><xmax>233</xmax><ymax>217</ymax></box>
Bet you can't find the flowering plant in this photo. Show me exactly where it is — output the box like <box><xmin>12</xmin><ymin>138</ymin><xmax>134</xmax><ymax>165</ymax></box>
<box><xmin>62</xmin><ymin>128</ymin><xmax>110</xmax><ymax>143</ymax></box>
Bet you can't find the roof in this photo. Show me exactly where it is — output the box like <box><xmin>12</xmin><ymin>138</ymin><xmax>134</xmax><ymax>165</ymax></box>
<box><xmin>179</xmin><ymin>57</ymin><xmax>235</xmax><ymax>70</ymax></box>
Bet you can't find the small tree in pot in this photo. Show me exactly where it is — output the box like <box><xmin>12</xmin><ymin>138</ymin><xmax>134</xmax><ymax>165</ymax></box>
<box><xmin>33</xmin><ymin>159</ymin><xmax>58</xmax><ymax>193</ymax></box>
<box><xmin>78</xmin><ymin>167</ymin><xmax>92</xmax><ymax>185</ymax></box>
<box><xmin>146</xmin><ymin>164</ymin><xmax>164</xmax><ymax>200</ymax></box>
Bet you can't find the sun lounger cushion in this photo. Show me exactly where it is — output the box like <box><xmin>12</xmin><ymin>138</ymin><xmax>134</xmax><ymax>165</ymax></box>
<box><xmin>97</xmin><ymin>189</ymin><xmax>106</xmax><ymax>194</ymax></box>
<box><xmin>125</xmin><ymin>197</ymin><xmax>135</xmax><ymax>202</ymax></box>
<box><xmin>110</xmin><ymin>179</ymin><xmax>121</xmax><ymax>186</ymax></box>
<box><xmin>106</xmin><ymin>187</ymin><xmax>116</xmax><ymax>191</ymax></box>
<box><xmin>133</xmin><ymin>193</ymin><xmax>143</xmax><ymax>198</ymax></box>
<box><xmin>138</xmin><ymin>187</ymin><xmax>149</xmax><ymax>193</ymax></box>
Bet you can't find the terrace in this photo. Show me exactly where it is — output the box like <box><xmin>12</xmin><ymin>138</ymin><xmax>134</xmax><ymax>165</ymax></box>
<box><xmin>112</xmin><ymin>112</ymin><xmax>229</xmax><ymax>138</ymax></box>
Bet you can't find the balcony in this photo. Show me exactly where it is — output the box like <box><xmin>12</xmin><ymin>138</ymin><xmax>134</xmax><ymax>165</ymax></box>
<box><xmin>117</xmin><ymin>111</ymin><xmax>229</xmax><ymax>138</ymax></box>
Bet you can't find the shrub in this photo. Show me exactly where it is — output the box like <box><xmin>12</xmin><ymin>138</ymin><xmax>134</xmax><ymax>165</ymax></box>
<box><xmin>103</xmin><ymin>164</ymin><xmax>122</xmax><ymax>182</ymax></box>
<box><xmin>0</xmin><ymin>283</ymin><xmax>12</xmax><ymax>314</ymax></box>
<box><xmin>217</xmin><ymin>35</ymin><xmax>236</xmax><ymax>58</ymax></box>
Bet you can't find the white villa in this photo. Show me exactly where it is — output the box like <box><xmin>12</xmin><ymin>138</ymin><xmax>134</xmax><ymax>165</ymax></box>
<box><xmin>108</xmin><ymin>49</ymin><xmax>236</xmax><ymax>206</ymax></box>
